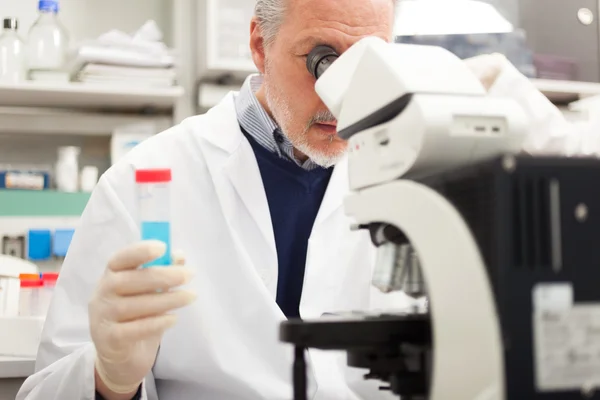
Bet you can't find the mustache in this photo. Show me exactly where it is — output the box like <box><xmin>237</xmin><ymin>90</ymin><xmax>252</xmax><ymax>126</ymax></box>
<box><xmin>308</xmin><ymin>110</ymin><xmax>337</xmax><ymax>126</ymax></box>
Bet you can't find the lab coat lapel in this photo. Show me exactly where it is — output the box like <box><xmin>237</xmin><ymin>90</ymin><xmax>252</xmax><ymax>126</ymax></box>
<box><xmin>223</xmin><ymin>141</ymin><xmax>277</xmax><ymax>255</ymax></box>
<box><xmin>199</xmin><ymin>94</ymin><xmax>278</xmax><ymax>298</ymax></box>
<box><xmin>301</xmin><ymin>156</ymin><xmax>352</xmax><ymax>318</ymax></box>
<box><xmin>313</xmin><ymin>155</ymin><xmax>349</xmax><ymax>227</ymax></box>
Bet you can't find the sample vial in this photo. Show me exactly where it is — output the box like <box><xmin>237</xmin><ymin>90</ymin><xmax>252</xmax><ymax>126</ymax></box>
<box><xmin>19</xmin><ymin>277</ymin><xmax>43</xmax><ymax>316</ymax></box>
<box><xmin>41</xmin><ymin>272</ymin><xmax>58</xmax><ymax>315</ymax></box>
<box><xmin>135</xmin><ymin>169</ymin><xmax>172</xmax><ymax>267</ymax></box>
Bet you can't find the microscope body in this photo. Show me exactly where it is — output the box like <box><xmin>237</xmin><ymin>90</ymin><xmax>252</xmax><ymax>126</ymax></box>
<box><xmin>280</xmin><ymin>37</ymin><xmax>600</xmax><ymax>400</ymax></box>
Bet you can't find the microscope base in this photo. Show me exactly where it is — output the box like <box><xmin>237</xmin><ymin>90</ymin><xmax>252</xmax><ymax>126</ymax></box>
<box><xmin>281</xmin><ymin>313</ymin><xmax>431</xmax><ymax>400</ymax></box>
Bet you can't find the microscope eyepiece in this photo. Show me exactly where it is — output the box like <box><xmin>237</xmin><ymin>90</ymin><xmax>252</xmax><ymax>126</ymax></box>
<box><xmin>306</xmin><ymin>45</ymin><xmax>339</xmax><ymax>80</ymax></box>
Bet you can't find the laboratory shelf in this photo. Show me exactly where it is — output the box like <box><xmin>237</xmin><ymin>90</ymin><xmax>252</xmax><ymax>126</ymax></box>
<box><xmin>0</xmin><ymin>107</ymin><xmax>172</xmax><ymax>136</ymax></box>
<box><xmin>0</xmin><ymin>81</ymin><xmax>185</xmax><ymax>112</ymax></box>
<box><xmin>0</xmin><ymin>356</ymin><xmax>35</xmax><ymax>379</ymax></box>
<box><xmin>0</xmin><ymin>190</ymin><xmax>91</xmax><ymax>217</ymax></box>
<box><xmin>532</xmin><ymin>78</ymin><xmax>600</xmax><ymax>104</ymax></box>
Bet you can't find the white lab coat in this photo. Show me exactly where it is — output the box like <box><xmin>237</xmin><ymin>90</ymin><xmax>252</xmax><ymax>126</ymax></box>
<box><xmin>16</xmin><ymin>92</ymin><xmax>407</xmax><ymax>400</ymax></box>
<box><xmin>17</xmin><ymin>65</ymin><xmax>599</xmax><ymax>400</ymax></box>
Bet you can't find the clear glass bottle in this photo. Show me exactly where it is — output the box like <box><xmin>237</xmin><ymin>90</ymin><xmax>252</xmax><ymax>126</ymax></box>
<box><xmin>27</xmin><ymin>0</ymin><xmax>70</xmax><ymax>81</ymax></box>
<box><xmin>0</xmin><ymin>18</ymin><xmax>26</xmax><ymax>83</ymax></box>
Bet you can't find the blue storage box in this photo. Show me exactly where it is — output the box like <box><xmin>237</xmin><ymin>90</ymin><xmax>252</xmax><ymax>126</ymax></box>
<box><xmin>27</xmin><ymin>230</ymin><xmax>52</xmax><ymax>260</ymax></box>
<box><xmin>53</xmin><ymin>229</ymin><xmax>75</xmax><ymax>257</ymax></box>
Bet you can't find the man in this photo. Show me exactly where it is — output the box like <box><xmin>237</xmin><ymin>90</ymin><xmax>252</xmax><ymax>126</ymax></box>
<box><xmin>18</xmin><ymin>1</ymin><xmax>404</xmax><ymax>399</ymax></box>
<box><xmin>16</xmin><ymin>0</ymin><xmax>596</xmax><ymax>399</ymax></box>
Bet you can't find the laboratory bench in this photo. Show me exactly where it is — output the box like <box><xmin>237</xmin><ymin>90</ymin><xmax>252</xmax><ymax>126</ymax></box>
<box><xmin>0</xmin><ymin>355</ymin><xmax>35</xmax><ymax>400</ymax></box>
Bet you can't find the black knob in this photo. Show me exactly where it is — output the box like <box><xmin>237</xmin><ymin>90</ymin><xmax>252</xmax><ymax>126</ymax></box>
<box><xmin>306</xmin><ymin>45</ymin><xmax>339</xmax><ymax>80</ymax></box>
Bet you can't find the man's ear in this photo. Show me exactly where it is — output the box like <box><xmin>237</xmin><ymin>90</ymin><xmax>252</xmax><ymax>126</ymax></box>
<box><xmin>249</xmin><ymin>17</ymin><xmax>266</xmax><ymax>74</ymax></box>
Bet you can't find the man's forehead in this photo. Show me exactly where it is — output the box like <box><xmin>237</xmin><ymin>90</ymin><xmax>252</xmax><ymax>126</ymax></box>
<box><xmin>286</xmin><ymin>0</ymin><xmax>394</xmax><ymax>52</ymax></box>
<box><xmin>289</xmin><ymin>0</ymin><xmax>394</xmax><ymax>25</ymax></box>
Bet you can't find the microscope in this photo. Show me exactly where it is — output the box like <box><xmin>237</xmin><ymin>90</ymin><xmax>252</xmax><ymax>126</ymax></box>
<box><xmin>280</xmin><ymin>37</ymin><xmax>600</xmax><ymax>400</ymax></box>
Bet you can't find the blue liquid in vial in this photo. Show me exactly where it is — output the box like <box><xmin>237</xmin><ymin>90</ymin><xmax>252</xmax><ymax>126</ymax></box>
<box><xmin>141</xmin><ymin>221</ymin><xmax>172</xmax><ymax>267</ymax></box>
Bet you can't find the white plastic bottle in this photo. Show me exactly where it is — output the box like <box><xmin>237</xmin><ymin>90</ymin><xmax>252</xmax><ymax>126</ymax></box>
<box><xmin>55</xmin><ymin>146</ymin><xmax>80</xmax><ymax>192</ymax></box>
<box><xmin>27</xmin><ymin>0</ymin><xmax>70</xmax><ymax>81</ymax></box>
<box><xmin>0</xmin><ymin>18</ymin><xmax>26</xmax><ymax>83</ymax></box>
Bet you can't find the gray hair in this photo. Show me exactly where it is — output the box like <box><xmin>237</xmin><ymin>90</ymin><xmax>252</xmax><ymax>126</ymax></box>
<box><xmin>254</xmin><ymin>0</ymin><xmax>398</xmax><ymax>48</ymax></box>
<box><xmin>254</xmin><ymin>0</ymin><xmax>288</xmax><ymax>48</ymax></box>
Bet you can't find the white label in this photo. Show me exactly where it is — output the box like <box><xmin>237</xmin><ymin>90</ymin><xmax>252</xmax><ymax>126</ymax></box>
<box><xmin>533</xmin><ymin>286</ymin><xmax>600</xmax><ymax>391</ymax></box>
<box><xmin>533</xmin><ymin>283</ymin><xmax>573</xmax><ymax>312</ymax></box>
<box><xmin>5</xmin><ymin>172</ymin><xmax>44</xmax><ymax>190</ymax></box>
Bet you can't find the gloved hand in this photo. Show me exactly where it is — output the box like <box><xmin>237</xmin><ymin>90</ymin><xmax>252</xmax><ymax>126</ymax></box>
<box><xmin>463</xmin><ymin>53</ymin><xmax>510</xmax><ymax>91</ymax></box>
<box><xmin>89</xmin><ymin>241</ymin><xmax>196</xmax><ymax>396</ymax></box>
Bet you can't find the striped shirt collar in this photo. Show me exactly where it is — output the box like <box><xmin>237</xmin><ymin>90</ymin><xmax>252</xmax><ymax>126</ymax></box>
<box><xmin>234</xmin><ymin>74</ymin><xmax>320</xmax><ymax>171</ymax></box>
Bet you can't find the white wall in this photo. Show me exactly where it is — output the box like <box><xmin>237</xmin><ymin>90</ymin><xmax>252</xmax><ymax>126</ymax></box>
<box><xmin>480</xmin><ymin>0</ymin><xmax>519</xmax><ymax>25</ymax></box>
<box><xmin>0</xmin><ymin>0</ymin><xmax>173</xmax><ymax>45</ymax></box>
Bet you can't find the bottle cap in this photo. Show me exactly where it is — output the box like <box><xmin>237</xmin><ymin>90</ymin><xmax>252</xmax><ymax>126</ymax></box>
<box><xmin>135</xmin><ymin>169</ymin><xmax>172</xmax><ymax>183</ymax></box>
<box><xmin>3</xmin><ymin>18</ymin><xmax>18</xmax><ymax>30</ymax></box>
<box><xmin>42</xmin><ymin>272</ymin><xmax>59</xmax><ymax>283</ymax></box>
<box><xmin>58</xmin><ymin>146</ymin><xmax>81</xmax><ymax>159</ymax></box>
<box><xmin>20</xmin><ymin>273</ymin><xmax>40</xmax><ymax>281</ymax></box>
<box><xmin>38</xmin><ymin>0</ymin><xmax>59</xmax><ymax>13</ymax></box>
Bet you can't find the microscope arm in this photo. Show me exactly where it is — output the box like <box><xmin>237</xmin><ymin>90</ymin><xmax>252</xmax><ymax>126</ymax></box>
<box><xmin>312</xmin><ymin>37</ymin><xmax>388</xmax><ymax>119</ymax></box>
<box><xmin>344</xmin><ymin>180</ymin><xmax>505</xmax><ymax>400</ymax></box>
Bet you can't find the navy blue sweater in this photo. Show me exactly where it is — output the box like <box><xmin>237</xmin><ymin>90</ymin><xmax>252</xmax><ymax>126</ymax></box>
<box><xmin>242</xmin><ymin>130</ymin><xmax>333</xmax><ymax>318</ymax></box>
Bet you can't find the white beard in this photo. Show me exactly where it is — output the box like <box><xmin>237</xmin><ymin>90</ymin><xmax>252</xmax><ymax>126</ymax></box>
<box><xmin>263</xmin><ymin>72</ymin><xmax>346</xmax><ymax>168</ymax></box>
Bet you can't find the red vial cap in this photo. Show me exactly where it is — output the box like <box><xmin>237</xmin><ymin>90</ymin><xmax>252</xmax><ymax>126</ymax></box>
<box><xmin>135</xmin><ymin>169</ymin><xmax>172</xmax><ymax>183</ymax></box>
<box><xmin>42</xmin><ymin>273</ymin><xmax>59</xmax><ymax>283</ymax></box>
<box><xmin>21</xmin><ymin>279</ymin><xmax>43</xmax><ymax>288</ymax></box>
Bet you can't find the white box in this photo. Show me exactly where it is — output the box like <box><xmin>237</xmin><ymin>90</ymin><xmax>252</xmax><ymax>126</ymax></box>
<box><xmin>0</xmin><ymin>316</ymin><xmax>46</xmax><ymax>358</ymax></box>
<box><xmin>0</xmin><ymin>276</ymin><xmax>20</xmax><ymax>317</ymax></box>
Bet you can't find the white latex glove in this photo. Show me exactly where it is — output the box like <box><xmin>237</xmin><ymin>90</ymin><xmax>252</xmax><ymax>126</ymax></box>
<box><xmin>463</xmin><ymin>53</ymin><xmax>508</xmax><ymax>91</ymax></box>
<box><xmin>464</xmin><ymin>53</ymin><xmax>600</xmax><ymax>157</ymax></box>
<box><xmin>89</xmin><ymin>241</ymin><xmax>196</xmax><ymax>396</ymax></box>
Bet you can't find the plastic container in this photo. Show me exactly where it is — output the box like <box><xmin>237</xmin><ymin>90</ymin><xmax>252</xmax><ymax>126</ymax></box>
<box><xmin>40</xmin><ymin>272</ymin><xmax>58</xmax><ymax>315</ymax></box>
<box><xmin>0</xmin><ymin>18</ymin><xmax>26</xmax><ymax>83</ymax></box>
<box><xmin>42</xmin><ymin>272</ymin><xmax>58</xmax><ymax>287</ymax></box>
<box><xmin>19</xmin><ymin>278</ymin><xmax>43</xmax><ymax>316</ymax></box>
<box><xmin>80</xmin><ymin>166</ymin><xmax>99</xmax><ymax>192</ymax></box>
<box><xmin>136</xmin><ymin>169</ymin><xmax>172</xmax><ymax>267</ymax></box>
<box><xmin>27</xmin><ymin>0</ymin><xmax>70</xmax><ymax>81</ymax></box>
<box><xmin>55</xmin><ymin>146</ymin><xmax>80</xmax><ymax>192</ymax></box>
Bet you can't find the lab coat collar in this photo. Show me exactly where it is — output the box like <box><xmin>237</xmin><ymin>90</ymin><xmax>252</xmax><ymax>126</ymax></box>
<box><xmin>198</xmin><ymin>94</ymin><xmax>351</xmax><ymax>297</ymax></box>
<box><xmin>202</xmin><ymin>93</ymin><xmax>275</xmax><ymax>252</ymax></box>
<box><xmin>201</xmin><ymin>93</ymin><xmax>350</xmax><ymax>228</ymax></box>
<box><xmin>201</xmin><ymin>92</ymin><xmax>245</xmax><ymax>154</ymax></box>
<box><xmin>198</xmin><ymin>94</ymin><xmax>279</xmax><ymax>297</ymax></box>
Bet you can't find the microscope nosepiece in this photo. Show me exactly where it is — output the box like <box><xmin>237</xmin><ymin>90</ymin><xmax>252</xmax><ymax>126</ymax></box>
<box><xmin>306</xmin><ymin>45</ymin><xmax>339</xmax><ymax>80</ymax></box>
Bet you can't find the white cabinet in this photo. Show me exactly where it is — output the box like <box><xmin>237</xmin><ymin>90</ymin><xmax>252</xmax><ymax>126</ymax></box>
<box><xmin>205</xmin><ymin>0</ymin><xmax>257</xmax><ymax>74</ymax></box>
<box><xmin>198</xmin><ymin>0</ymin><xmax>257</xmax><ymax>80</ymax></box>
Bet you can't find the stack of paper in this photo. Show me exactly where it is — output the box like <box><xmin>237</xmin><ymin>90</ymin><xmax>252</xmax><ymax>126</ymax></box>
<box><xmin>70</xmin><ymin>20</ymin><xmax>176</xmax><ymax>88</ymax></box>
